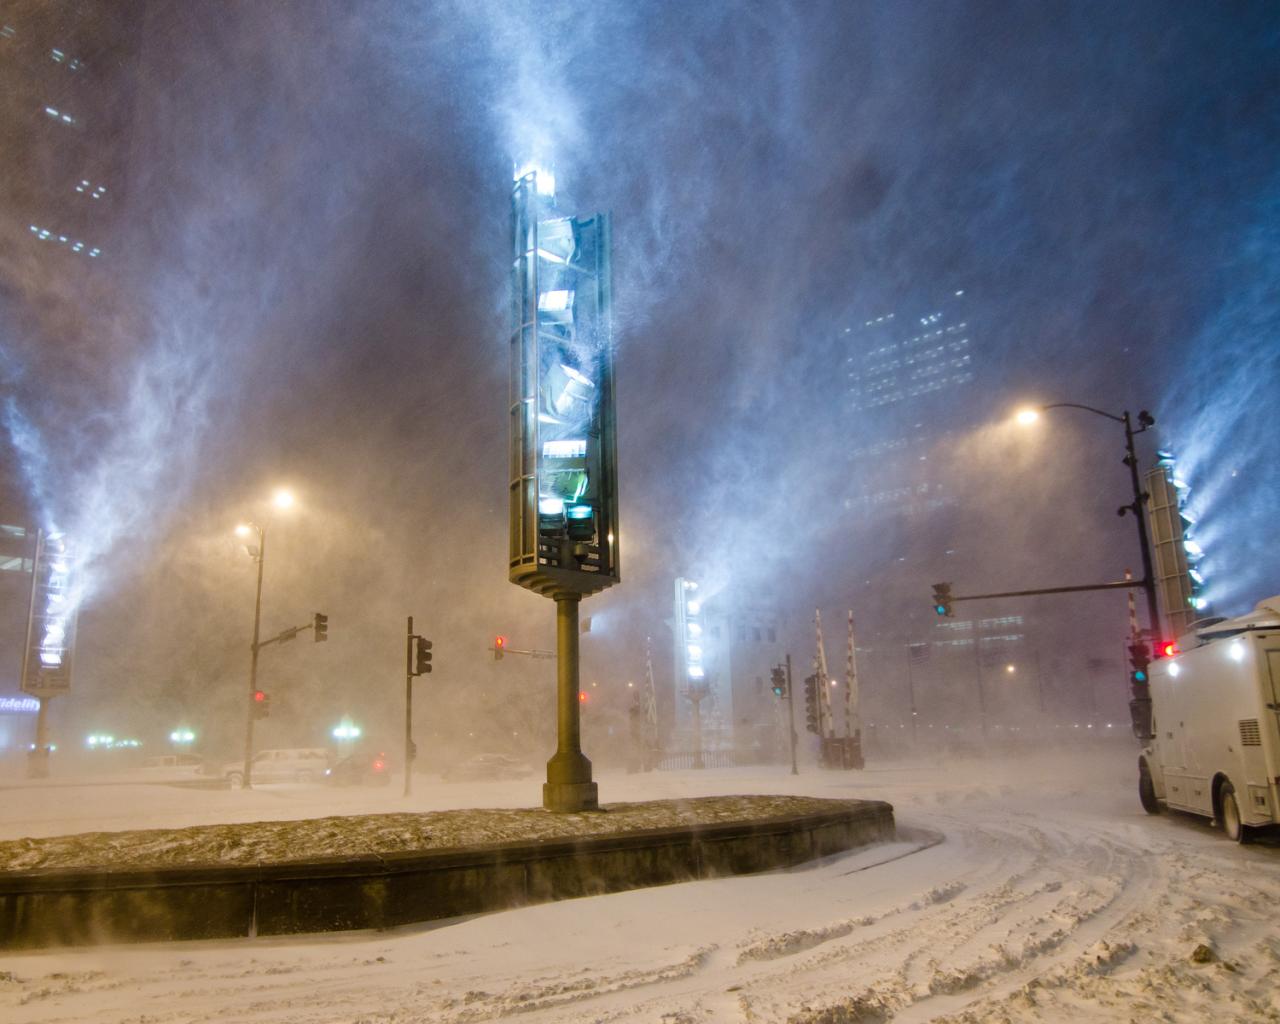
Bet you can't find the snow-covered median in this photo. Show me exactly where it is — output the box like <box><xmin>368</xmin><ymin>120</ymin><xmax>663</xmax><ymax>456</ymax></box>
<box><xmin>0</xmin><ymin>795</ymin><xmax>857</xmax><ymax>872</ymax></box>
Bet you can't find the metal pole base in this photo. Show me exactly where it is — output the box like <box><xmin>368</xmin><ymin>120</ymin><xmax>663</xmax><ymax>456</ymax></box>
<box><xmin>542</xmin><ymin>779</ymin><xmax>599</xmax><ymax>812</ymax></box>
<box><xmin>26</xmin><ymin>748</ymin><xmax>50</xmax><ymax>780</ymax></box>
<box><xmin>543</xmin><ymin>749</ymin><xmax>597</xmax><ymax>811</ymax></box>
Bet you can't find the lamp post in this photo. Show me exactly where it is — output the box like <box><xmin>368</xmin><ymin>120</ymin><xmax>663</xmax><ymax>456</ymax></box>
<box><xmin>235</xmin><ymin>487</ymin><xmax>294</xmax><ymax>789</ymax></box>
<box><xmin>1016</xmin><ymin>403</ymin><xmax>1160</xmax><ymax>637</ymax></box>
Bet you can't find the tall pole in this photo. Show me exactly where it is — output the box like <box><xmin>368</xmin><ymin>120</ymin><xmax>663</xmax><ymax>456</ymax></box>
<box><xmin>404</xmin><ymin>615</ymin><xmax>414</xmax><ymax>798</ymax></box>
<box><xmin>241</xmin><ymin>525</ymin><xmax>266</xmax><ymax>789</ymax></box>
<box><xmin>690</xmin><ymin>692</ymin><xmax>705</xmax><ymax>769</ymax></box>
<box><xmin>543</xmin><ymin>593</ymin><xmax>597</xmax><ymax>811</ymax></box>
<box><xmin>785</xmin><ymin>653</ymin><xmax>798</xmax><ymax>775</ymax></box>
<box><xmin>905</xmin><ymin>647</ymin><xmax>919</xmax><ymax>744</ymax></box>
<box><xmin>1122</xmin><ymin>411</ymin><xmax>1161</xmax><ymax>638</ymax></box>
<box><xmin>974</xmin><ymin>618</ymin><xmax>988</xmax><ymax>738</ymax></box>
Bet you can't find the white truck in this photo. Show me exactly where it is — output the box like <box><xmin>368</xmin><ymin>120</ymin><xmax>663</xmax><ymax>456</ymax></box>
<box><xmin>1139</xmin><ymin>595</ymin><xmax>1280</xmax><ymax>842</ymax></box>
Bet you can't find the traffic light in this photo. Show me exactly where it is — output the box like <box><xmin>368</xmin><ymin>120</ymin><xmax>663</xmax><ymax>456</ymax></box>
<box><xmin>494</xmin><ymin>635</ymin><xmax>507</xmax><ymax>660</ymax></box>
<box><xmin>314</xmin><ymin>612</ymin><xmax>329</xmax><ymax>642</ymax></box>
<box><xmin>803</xmin><ymin>674</ymin><xmax>820</xmax><ymax>734</ymax></box>
<box><xmin>1157</xmin><ymin>640</ymin><xmax>1179</xmax><ymax>658</ymax></box>
<box><xmin>932</xmin><ymin>582</ymin><xmax>954</xmax><ymax>617</ymax></box>
<box><xmin>414</xmin><ymin>636</ymin><xmax>433</xmax><ymax>675</ymax></box>
<box><xmin>253</xmin><ymin>690</ymin><xmax>271</xmax><ymax>719</ymax></box>
<box><xmin>1127</xmin><ymin>641</ymin><xmax>1151</xmax><ymax>691</ymax></box>
<box><xmin>770</xmin><ymin>665</ymin><xmax>787</xmax><ymax>698</ymax></box>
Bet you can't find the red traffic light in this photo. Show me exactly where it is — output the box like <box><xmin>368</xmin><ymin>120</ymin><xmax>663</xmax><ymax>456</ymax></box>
<box><xmin>1158</xmin><ymin>641</ymin><xmax>1179</xmax><ymax>658</ymax></box>
<box><xmin>253</xmin><ymin>690</ymin><xmax>266</xmax><ymax>702</ymax></box>
<box><xmin>495</xmin><ymin>636</ymin><xmax>506</xmax><ymax>649</ymax></box>
<box><xmin>578</xmin><ymin>690</ymin><xmax>588</xmax><ymax>703</ymax></box>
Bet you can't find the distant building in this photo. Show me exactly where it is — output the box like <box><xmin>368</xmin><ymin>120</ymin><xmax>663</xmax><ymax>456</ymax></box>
<box><xmin>669</xmin><ymin>579</ymin><xmax>782</xmax><ymax>759</ymax></box>
<box><xmin>842</xmin><ymin>289</ymin><xmax>974</xmax><ymax>519</ymax></box>
<box><xmin>0</xmin><ymin>2</ymin><xmax>137</xmax><ymax>312</ymax></box>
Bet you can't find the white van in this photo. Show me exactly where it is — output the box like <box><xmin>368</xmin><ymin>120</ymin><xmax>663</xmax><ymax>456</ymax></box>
<box><xmin>1139</xmin><ymin>595</ymin><xmax>1280</xmax><ymax>841</ymax></box>
<box><xmin>223</xmin><ymin>748</ymin><xmax>330</xmax><ymax>787</ymax></box>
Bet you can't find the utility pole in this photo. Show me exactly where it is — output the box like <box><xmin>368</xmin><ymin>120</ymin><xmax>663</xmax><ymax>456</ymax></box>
<box><xmin>1121</xmin><ymin>410</ymin><xmax>1161</xmax><ymax>637</ymax></box>
<box><xmin>904</xmin><ymin>647</ymin><xmax>919</xmax><ymax>744</ymax></box>
<box><xmin>241</xmin><ymin>525</ymin><xmax>267</xmax><ymax>789</ymax></box>
<box><xmin>404</xmin><ymin>615</ymin><xmax>414</xmax><ymax>797</ymax></box>
<box><xmin>973</xmin><ymin>618</ymin><xmax>988</xmax><ymax>738</ymax></box>
<box><xmin>785</xmin><ymin>653</ymin><xmax>798</xmax><ymax>776</ymax></box>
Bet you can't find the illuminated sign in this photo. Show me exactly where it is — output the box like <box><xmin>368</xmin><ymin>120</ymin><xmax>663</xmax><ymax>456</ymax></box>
<box><xmin>509</xmin><ymin>169</ymin><xmax>618</xmax><ymax>597</ymax></box>
<box><xmin>20</xmin><ymin>530</ymin><xmax>78</xmax><ymax>699</ymax></box>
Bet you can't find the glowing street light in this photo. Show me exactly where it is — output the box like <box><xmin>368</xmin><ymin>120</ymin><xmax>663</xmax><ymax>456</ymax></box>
<box><xmin>1012</xmin><ymin>400</ymin><xmax>1159</xmax><ymax>640</ymax></box>
<box><xmin>236</xmin><ymin>487</ymin><xmax>299</xmax><ymax>788</ymax></box>
<box><xmin>1005</xmin><ymin>664</ymin><xmax>1017</xmax><ymax>674</ymax></box>
<box><xmin>332</xmin><ymin>719</ymin><xmax>362</xmax><ymax>740</ymax></box>
<box><xmin>169</xmin><ymin>728</ymin><xmax>196</xmax><ymax>744</ymax></box>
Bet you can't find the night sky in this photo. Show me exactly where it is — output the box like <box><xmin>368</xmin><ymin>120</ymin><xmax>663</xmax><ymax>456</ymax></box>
<box><xmin>1</xmin><ymin>1</ymin><xmax>1277</xmax><ymax>752</ymax></box>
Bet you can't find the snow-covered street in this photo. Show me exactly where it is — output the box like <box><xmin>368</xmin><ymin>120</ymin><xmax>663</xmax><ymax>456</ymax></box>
<box><xmin>1</xmin><ymin>741</ymin><xmax>1277</xmax><ymax>1022</ymax></box>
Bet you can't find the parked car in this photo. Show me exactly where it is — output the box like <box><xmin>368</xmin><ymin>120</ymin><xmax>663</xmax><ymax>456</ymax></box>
<box><xmin>441</xmin><ymin>752</ymin><xmax>535</xmax><ymax>782</ymax></box>
<box><xmin>325</xmin><ymin>751</ymin><xmax>393</xmax><ymax>786</ymax></box>
<box><xmin>223</xmin><ymin>748</ymin><xmax>330</xmax><ymax>787</ymax></box>
<box><xmin>142</xmin><ymin>754</ymin><xmax>204</xmax><ymax>773</ymax></box>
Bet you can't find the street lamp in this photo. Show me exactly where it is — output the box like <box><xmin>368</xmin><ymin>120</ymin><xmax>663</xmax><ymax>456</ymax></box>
<box><xmin>235</xmin><ymin>488</ymin><xmax>296</xmax><ymax>788</ymax></box>
<box><xmin>1015</xmin><ymin>402</ymin><xmax>1159</xmax><ymax>636</ymax></box>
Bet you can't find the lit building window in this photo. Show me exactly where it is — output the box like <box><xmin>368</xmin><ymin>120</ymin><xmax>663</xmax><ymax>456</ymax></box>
<box><xmin>29</xmin><ymin>224</ymin><xmax>101</xmax><ymax>257</ymax></box>
<box><xmin>43</xmin><ymin>105</ymin><xmax>77</xmax><ymax>126</ymax></box>
<box><xmin>50</xmin><ymin>47</ymin><xmax>83</xmax><ymax>70</ymax></box>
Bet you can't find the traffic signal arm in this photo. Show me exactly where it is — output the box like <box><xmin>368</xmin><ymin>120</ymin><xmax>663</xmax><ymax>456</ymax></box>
<box><xmin>931</xmin><ymin>577</ymin><xmax>1147</xmax><ymax>613</ymax></box>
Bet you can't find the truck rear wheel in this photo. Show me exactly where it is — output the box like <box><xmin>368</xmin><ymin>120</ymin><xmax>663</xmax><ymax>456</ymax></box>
<box><xmin>1220</xmin><ymin>782</ymin><xmax>1249</xmax><ymax>843</ymax></box>
<box><xmin>1138</xmin><ymin>764</ymin><xmax>1160</xmax><ymax>815</ymax></box>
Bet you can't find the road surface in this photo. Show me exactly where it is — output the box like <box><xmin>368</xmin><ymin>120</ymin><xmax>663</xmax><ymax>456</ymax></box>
<box><xmin>1</xmin><ymin>742</ymin><xmax>1277</xmax><ymax>1022</ymax></box>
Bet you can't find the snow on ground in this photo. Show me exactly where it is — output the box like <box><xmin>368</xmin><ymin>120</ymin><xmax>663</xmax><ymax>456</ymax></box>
<box><xmin>1</xmin><ymin>740</ymin><xmax>1278</xmax><ymax>1023</ymax></box>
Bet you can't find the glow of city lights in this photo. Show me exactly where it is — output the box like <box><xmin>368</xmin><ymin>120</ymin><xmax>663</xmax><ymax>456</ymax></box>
<box><xmin>272</xmin><ymin>488</ymin><xmax>295</xmax><ymax>510</ymax></box>
<box><xmin>513</xmin><ymin>161</ymin><xmax>555</xmax><ymax>196</ymax></box>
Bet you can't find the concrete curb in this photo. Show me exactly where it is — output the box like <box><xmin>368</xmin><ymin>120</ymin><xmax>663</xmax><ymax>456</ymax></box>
<box><xmin>0</xmin><ymin>799</ymin><xmax>894</xmax><ymax>948</ymax></box>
